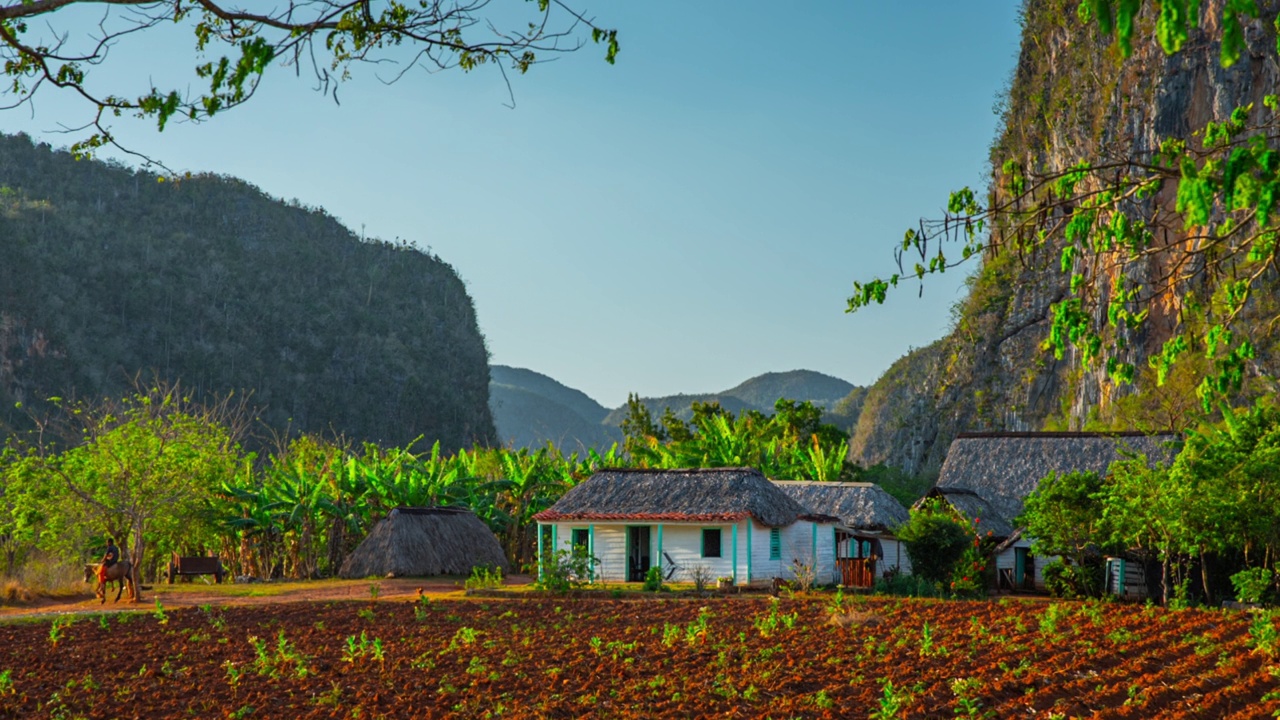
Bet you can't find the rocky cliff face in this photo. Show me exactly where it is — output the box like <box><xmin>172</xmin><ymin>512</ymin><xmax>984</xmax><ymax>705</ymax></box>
<box><xmin>849</xmin><ymin>0</ymin><xmax>1280</xmax><ymax>475</ymax></box>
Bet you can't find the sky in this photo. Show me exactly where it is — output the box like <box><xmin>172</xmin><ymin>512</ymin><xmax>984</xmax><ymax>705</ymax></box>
<box><xmin>1</xmin><ymin>2</ymin><xmax>1024</xmax><ymax>409</ymax></box>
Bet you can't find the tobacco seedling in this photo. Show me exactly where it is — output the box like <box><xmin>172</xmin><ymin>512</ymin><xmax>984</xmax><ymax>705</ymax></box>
<box><xmin>342</xmin><ymin>631</ymin><xmax>385</xmax><ymax>664</ymax></box>
<box><xmin>869</xmin><ymin>678</ymin><xmax>912</xmax><ymax>720</ymax></box>
<box><xmin>153</xmin><ymin>599</ymin><xmax>168</xmax><ymax>624</ymax></box>
<box><xmin>49</xmin><ymin>615</ymin><xmax>74</xmax><ymax>646</ymax></box>
<box><xmin>950</xmin><ymin>677</ymin><xmax>987</xmax><ymax>718</ymax></box>
<box><xmin>919</xmin><ymin>622</ymin><xmax>947</xmax><ymax>658</ymax></box>
<box><xmin>223</xmin><ymin>661</ymin><xmax>244</xmax><ymax>694</ymax></box>
<box><xmin>0</xmin><ymin>669</ymin><xmax>13</xmax><ymax>696</ymax></box>
<box><xmin>314</xmin><ymin>682</ymin><xmax>343</xmax><ymax>707</ymax></box>
<box><xmin>248</xmin><ymin>631</ymin><xmax>310</xmax><ymax>679</ymax></box>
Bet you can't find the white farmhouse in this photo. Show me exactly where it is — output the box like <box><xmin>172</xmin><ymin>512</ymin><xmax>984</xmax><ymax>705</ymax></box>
<box><xmin>534</xmin><ymin>467</ymin><xmax>837</xmax><ymax>586</ymax></box>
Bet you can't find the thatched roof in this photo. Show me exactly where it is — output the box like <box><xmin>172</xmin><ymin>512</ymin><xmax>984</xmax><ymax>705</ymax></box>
<box><xmin>772</xmin><ymin>481</ymin><xmax>909</xmax><ymax>533</ymax></box>
<box><xmin>934</xmin><ymin>431</ymin><xmax>1179</xmax><ymax>534</ymax></box>
<box><xmin>534</xmin><ymin>467</ymin><xmax>828</xmax><ymax>527</ymax></box>
<box><xmin>338</xmin><ymin>506</ymin><xmax>509</xmax><ymax>579</ymax></box>
<box><xmin>918</xmin><ymin>487</ymin><xmax>1015</xmax><ymax>537</ymax></box>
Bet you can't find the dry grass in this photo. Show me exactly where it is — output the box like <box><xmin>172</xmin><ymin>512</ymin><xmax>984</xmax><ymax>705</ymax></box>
<box><xmin>0</xmin><ymin>554</ymin><xmax>89</xmax><ymax>606</ymax></box>
<box><xmin>827</xmin><ymin>610</ymin><xmax>885</xmax><ymax>629</ymax></box>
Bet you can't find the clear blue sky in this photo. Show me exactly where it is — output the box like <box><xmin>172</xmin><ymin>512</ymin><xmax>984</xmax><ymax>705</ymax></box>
<box><xmin>2</xmin><ymin>2</ymin><xmax>1023</xmax><ymax>409</ymax></box>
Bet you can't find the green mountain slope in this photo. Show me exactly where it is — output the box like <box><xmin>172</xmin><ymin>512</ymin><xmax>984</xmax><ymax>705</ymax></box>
<box><xmin>722</xmin><ymin>370</ymin><xmax>855</xmax><ymax>410</ymax></box>
<box><xmin>598</xmin><ymin>370</ymin><xmax>858</xmax><ymax>428</ymax></box>
<box><xmin>489</xmin><ymin>381</ymin><xmax>621</xmax><ymax>453</ymax></box>
<box><xmin>490</xmin><ymin>365</ymin><xmax>609</xmax><ymax>424</ymax></box>
<box><xmin>0</xmin><ymin>134</ymin><xmax>495</xmax><ymax>449</ymax></box>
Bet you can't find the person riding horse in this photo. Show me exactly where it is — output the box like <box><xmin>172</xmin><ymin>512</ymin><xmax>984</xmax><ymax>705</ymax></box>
<box><xmin>98</xmin><ymin>537</ymin><xmax>119</xmax><ymax>585</ymax></box>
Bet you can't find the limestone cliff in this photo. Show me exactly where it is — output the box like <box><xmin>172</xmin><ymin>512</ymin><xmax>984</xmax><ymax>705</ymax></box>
<box><xmin>849</xmin><ymin>0</ymin><xmax>1280</xmax><ymax>475</ymax></box>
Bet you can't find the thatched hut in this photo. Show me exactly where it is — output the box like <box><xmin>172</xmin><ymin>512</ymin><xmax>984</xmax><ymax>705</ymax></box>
<box><xmin>924</xmin><ymin>431</ymin><xmax>1179</xmax><ymax>591</ymax></box>
<box><xmin>534</xmin><ymin>467</ymin><xmax>838</xmax><ymax>586</ymax></box>
<box><xmin>773</xmin><ymin>481</ymin><xmax>912</xmax><ymax>586</ymax></box>
<box><xmin>339</xmin><ymin>507</ymin><xmax>509</xmax><ymax>579</ymax></box>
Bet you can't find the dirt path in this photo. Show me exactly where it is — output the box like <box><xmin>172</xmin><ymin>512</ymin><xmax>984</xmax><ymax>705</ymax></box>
<box><xmin>0</xmin><ymin>575</ymin><xmax>534</xmax><ymax>621</ymax></box>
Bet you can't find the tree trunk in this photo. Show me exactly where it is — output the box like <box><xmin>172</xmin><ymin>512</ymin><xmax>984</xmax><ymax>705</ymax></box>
<box><xmin>1162</xmin><ymin>555</ymin><xmax>1171</xmax><ymax>606</ymax></box>
<box><xmin>1200</xmin><ymin>549</ymin><xmax>1213</xmax><ymax>606</ymax></box>
<box><xmin>131</xmin><ymin>522</ymin><xmax>146</xmax><ymax>603</ymax></box>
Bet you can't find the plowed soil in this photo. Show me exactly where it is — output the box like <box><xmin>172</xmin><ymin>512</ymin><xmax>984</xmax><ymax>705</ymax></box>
<box><xmin>0</xmin><ymin>595</ymin><xmax>1277</xmax><ymax>718</ymax></box>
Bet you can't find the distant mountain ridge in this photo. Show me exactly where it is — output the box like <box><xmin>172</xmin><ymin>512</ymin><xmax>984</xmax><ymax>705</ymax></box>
<box><xmin>491</xmin><ymin>366</ymin><xmax>864</xmax><ymax>452</ymax></box>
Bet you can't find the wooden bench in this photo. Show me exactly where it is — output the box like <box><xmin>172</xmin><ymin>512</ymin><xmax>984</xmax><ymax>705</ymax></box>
<box><xmin>166</xmin><ymin>555</ymin><xmax>225</xmax><ymax>584</ymax></box>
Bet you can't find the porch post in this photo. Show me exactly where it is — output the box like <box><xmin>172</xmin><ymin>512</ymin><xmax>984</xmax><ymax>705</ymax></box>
<box><xmin>588</xmin><ymin>523</ymin><xmax>595</xmax><ymax>582</ymax></box>
<box><xmin>656</xmin><ymin>524</ymin><xmax>663</xmax><ymax>577</ymax></box>
<box><xmin>731</xmin><ymin>524</ymin><xmax>738</xmax><ymax>584</ymax></box>
<box><xmin>811</xmin><ymin>523</ymin><xmax>818</xmax><ymax>582</ymax></box>
<box><xmin>746</xmin><ymin>521</ymin><xmax>753</xmax><ymax>582</ymax></box>
<box><xmin>536</xmin><ymin>524</ymin><xmax>544</xmax><ymax>581</ymax></box>
<box><xmin>832</xmin><ymin>526</ymin><xmax>838</xmax><ymax>584</ymax></box>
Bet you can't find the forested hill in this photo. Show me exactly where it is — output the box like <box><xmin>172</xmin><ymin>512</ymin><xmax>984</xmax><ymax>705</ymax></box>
<box><xmin>0</xmin><ymin>134</ymin><xmax>495</xmax><ymax>449</ymax></box>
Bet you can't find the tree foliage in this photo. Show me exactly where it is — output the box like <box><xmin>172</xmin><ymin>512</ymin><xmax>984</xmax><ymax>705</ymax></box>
<box><xmin>1018</xmin><ymin>470</ymin><xmax>1109</xmax><ymax>568</ymax></box>
<box><xmin>895</xmin><ymin>498</ymin><xmax>971</xmax><ymax>585</ymax></box>
<box><xmin>0</xmin><ymin>0</ymin><xmax>616</xmax><ymax>166</ymax></box>
<box><xmin>619</xmin><ymin>396</ymin><xmax>858</xmax><ymax>483</ymax></box>
<box><xmin>19</xmin><ymin>382</ymin><xmax>250</xmax><ymax>599</ymax></box>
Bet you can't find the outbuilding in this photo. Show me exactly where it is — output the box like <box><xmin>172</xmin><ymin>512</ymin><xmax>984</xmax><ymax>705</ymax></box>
<box><xmin>924</xmin><ymin>431</ymin><xmax>1178</xmax><ymax>592</ymax></box>
<box><xmin>339</xmin><ymin>506</ymin><xmax>510</xmax><ymax>579</ymax></box>
<box><xmin>773</xmin><ymin>481</ymin><xmax>912</xmax><ymax>588</ymax></box>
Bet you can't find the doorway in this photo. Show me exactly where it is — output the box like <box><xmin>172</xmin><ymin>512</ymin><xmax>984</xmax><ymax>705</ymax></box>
<box><xmin>626</xmin><ymin>526</ymin><xmax>651</xmax><ymax>582</ymax></box>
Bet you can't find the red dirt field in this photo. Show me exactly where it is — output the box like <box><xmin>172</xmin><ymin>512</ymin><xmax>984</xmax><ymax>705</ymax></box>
<box><xmin>0</xmin><ymin>594</ymin><xmax>1277</xmax><ymax>718</ymax></box>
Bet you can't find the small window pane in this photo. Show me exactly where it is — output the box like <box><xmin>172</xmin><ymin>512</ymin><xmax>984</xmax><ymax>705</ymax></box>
<box><xmin>571</xmin><ymin>528</ymin><xmax>589</xmax><ymax>549</ymax></box>
<box><xmin>702</xmin><ymin>528</ymin><xmax>722</xmax><ymax>558</ymax></box>
<box><xmin>769</xmin><ymin>528</ymin><xmax>781</xmax><ymax>560</ymax></box>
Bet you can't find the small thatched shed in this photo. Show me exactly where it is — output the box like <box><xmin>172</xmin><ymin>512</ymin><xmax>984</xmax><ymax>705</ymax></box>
<box><xmin>339</xmin><ymin>507</ymin><xmax>509</xmax><ymax>579</ymax></box>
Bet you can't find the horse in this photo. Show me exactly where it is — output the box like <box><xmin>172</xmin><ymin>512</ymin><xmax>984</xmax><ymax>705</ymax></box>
<box><xmin>83</xmin><ymin>561</ymin><xmax>136</xmax><ymax>603</ymax></box>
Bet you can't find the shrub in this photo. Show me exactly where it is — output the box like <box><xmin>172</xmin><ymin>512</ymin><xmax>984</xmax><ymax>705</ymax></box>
<box><xmin>1042</xmin><ymin>559</ymin><xmax>1103</xmax><ymax>599</ymax></box>
<box><xmin>534</xmin><ymin>547</ymin><xmax>598</xmax><ymax>593</ymax></box>
<box><xmin>873</xmin><ymin>571</ymin><xmax>943</xmax><ymax>598</ymax></box>
<box><xmin>949</xmin><ymin>534</ymin><xmax>989</xmax><ymax>599</ymax></box>
<box><xmin>896</xmin><ymin>499</ymin><xmax>970</xmax><ymax>584</ymax></box>
<box><xmin>463</xmin><ymin>565</ymin><xmax>504</xmax><ymax>592</ymax></box>
<box><xmin>1231</xmin><ymin>567</ymin><xmax>1274</xmax><ymax>605</ymax></box>
<box><xmin>643</xmin><ymin>566</ymin><xmax>665</xmax><ymax>593</ymax></box>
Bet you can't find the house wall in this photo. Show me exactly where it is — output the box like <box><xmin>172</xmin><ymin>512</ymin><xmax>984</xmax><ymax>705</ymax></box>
<box><xmin>537</xmin><ymin>519</ymin><xmax>836</xmax><ymax>585</ymax></box>
<box><xmin>994</xmin><ymin>539</ymin><xmax>1059</xmax><ymax>591</ymax></box>
<box><xmin>539</xmin><ymin>521</ymin><xmax>753</xmax><ymax>584</ymax></box>
<box><xmin>746</xmin><ymin>519</ymin><xmax>836</xmax><ymax>586</ymax></box>
<box><xmin>879</xmin><ymin>538</ymin><xmax>913</xmax><ymax>577</ymax></box>
<box><xmin>1105</xmin><ymin>556</ymin><xmax>1148</xmax><ymax>600</ymax></box>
